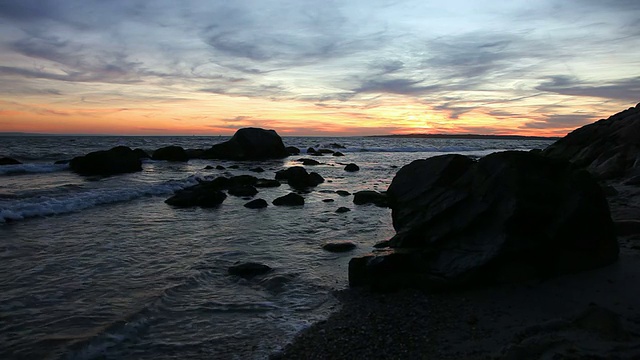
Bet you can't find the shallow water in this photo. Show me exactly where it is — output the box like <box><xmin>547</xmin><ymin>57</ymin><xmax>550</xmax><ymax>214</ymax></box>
<box><xmin>0</xmin><ymin>135</ymin><xmax>552</xmax><ymax>359</ymax></box>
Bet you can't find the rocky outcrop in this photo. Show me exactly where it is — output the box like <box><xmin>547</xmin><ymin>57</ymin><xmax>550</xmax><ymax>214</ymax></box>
<box><xmin>203</xmin><ymin>128</ymin><xmax>288</xmax><ymax>160</ymax></box>
<box><xmin>275</xmin><ymin>166</ymin><xmax>324</xmax><ymax>189</ymax></box>
<box><xmin>0</xmin><ymin>157</ymin><xmax>21</xmax><ymax>165</ymax></box>
<box><xmin>273</xmin><ymin>193</ymin><xmax>304</xmax><ymax>206</ymax></box>
<box><xmin>353</xmin><ymin>190</ymin><xmax>388</xmax><ymax>207</ymax></box>
<box><xmin>152</xmin><ymin>146</ymin><xmax>189</xmax><ymax>162</ymax></box>
<box><xmin>543</xmin><ymin>103</ymin><xmax>640</xmax><ymax>179</ymax></box>
<box><xmin>350</xmin><ymin>151</ymin><xmax>618</xmax><ymax>291</ymax></box>
<box><xmin>70</xmin><ymin>146</ymin><xmax>142</xmax><ymax>176</ymax></box>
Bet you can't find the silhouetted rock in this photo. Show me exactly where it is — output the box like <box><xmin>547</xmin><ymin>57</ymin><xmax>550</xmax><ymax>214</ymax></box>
<box><xmin>353</xmin><ymin>190</ymin><xmax>388</xmax><ymax>207</ymax></box>
<box><xmin>317</xmin><ymin>149</ymin><xmax>335</xmax><ymax>154</ymax></box>
<box><xmin>336</xmin><ymin>207</ymin><xmax>351</xmax><ymax>213</ymax></box>
<box><xmin>228</xmin><ymin>262</ymin><xmax>272</xmax><ymax>278</ymax></box>
<box><xmin>70</xmin><ymin>146</ymin><xmax>142</xmax><ymax>176</ymax></box>
<box><xmin>0</xmin><ymin>157</ymin><xmax>21</xmax><ymax>165</ymax></box>
<box><xmin>132</xmin><ymin>148</ymin><xmax>150</xmax><ymax>159</ymax></box>
<box><xmin>228</xmin><ymin>185</ymin><xmax>258</xmax><ymax>197</ymax></box>
<box><xmin>203</xmin><ymin>128</ymin><xmax>288</xmax><ymax>160</ymax></box>
<box><xmin>327</xmin><ymin>143</ymin><xmax>346</xmax><ymax>149</ymax></box>
<box><xmin>185</xmin><ymin>148</ymin><xmax>204</xmax><ymax>159</ymax></box>
<box><xmin>273</xmin><ymin>193</ymin><xmax>304</xmax><ymax>206</ymax></box>
<box><xmin>323</xmin><ymin>241</ymin><xmax>356</xmax><ymax>252</ymax></box>
<box><xmin>543</xmin><ymin>103</ymin><xmax>640</xmax><ymax>179</ymax></box>
<box><xmin>152</xmin><ymin>146</ymin><xmax>188</xmax><ymax>162</ymax></box>
<box><xmin>204</xmin><ymin>165</ymin><xmax>214</xmax><ymax>170</ymax></box>
<box><xmin>323</xmin><ymin>199</ymin><xmax>334</xmax><ymax>203</ymax></box>
<box><xmin>275</xmin><ymin>166</ymin><xmax>324</xmax><ymax>189</ymax></box>
<box><xmin>349</xmin><ymin>151</ymin><xmax>618</xmax><ymax>291</ymax></box>
<box><xmin>165</xmin><ymin>187</ymin><xmax>227</xmax><ymax>208</ymax></box>
<box><xmin>228</xmin><ymin>175</ymin><xmax>258</xmax><ymax>187</ymax></box>
<box><xmin>250</xmin><ymin>167</ymin><xmax>265</xmax><ymax>173</ymax></box>
<box><xmin>333</xmin><ymin>151</ymin><xmax>345</xmax><ymax>157</ymax></box>
<box><xmin>286</xmin><ymin>146</ymin><xmax>300</xmax><ymax>155</ymax></box>
<box><xmin>344</xmin><ymin>163</ymin><xmax>360</xmax><ymax>172</ymax></box>
<box><xmin>301</xmin><ymin>159</ymin><xmax>321</xmax><ymax>166</ymax></box>
<box><xmin>229</xmin><ymin>165</ymin><xmax>239</xmax><ymax>169</ymax></box>
<box><xmin>244</xmin><ymin>198</ymin><xmax>268</xmax><ymax>209</ymax></box>
<box><xmin>336</xmin><ymin>190</ymin><xmax>351</xmax><ymax>196</ymax></box>
<box><xmin>216</xmin><ymin>165</ymin><xmax>226</xmax><ymax>170</ymax></box>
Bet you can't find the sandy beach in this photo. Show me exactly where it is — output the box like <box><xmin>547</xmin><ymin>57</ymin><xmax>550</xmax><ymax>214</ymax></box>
<box><xmin>275</xmin><ymin>179</ymin><xmax>640</xmax><ymax>359</ymax></box>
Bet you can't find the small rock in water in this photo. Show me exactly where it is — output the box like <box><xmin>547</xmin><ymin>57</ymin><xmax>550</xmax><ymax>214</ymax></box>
<box><xmin>250</xmin><ymin>167</ymin><xmax>265</xmax><ymax>173</ymax></box>
<box><xmin>273</xmin><ymin>193</ymin><xmax>304</xmax><ymax>206</ymax></box>
<box><xmin>204</xmin><ymin>165</ymin><xmax>214</xmax><ymax>170</ymax></box>
<box><xmin>336</xmin><ymin>190</ymin><xmax>351</xmax><ymax>196</ymax></box>
<box><xmin>336</xmin><ymin>207</ymin><xmax>351</xmax><ymax>213</ymax></box>
<box><xmin>344</xmin><ymin>163</ymin><xmax>360</xmax><ymax>172</ymax></box>
<box><xmin>333</xmin><ymin>151</ymin><xmax>345</xmax><ymax>157</ymax></box>
<box><xmin>323</xmin><ymin>199</ymin><xmax>335</xmax><ymax>203</ymax></box>
<box><xmin>228</xmin><ymin>262</ymin><xmax>272</xmax><ymax>278</ymax></box>
<box><xmin>244</xmin><ymin>199</ymin><xmax>268</xmax><ymax>209</ymax></box>
<box><xmin>0</xmin><ymin>157</ymin><xmax>21</xmax><ymax>165</ymax></box>
<box><xmin>216</xmin><ymin>165</ymin><xmax>226</xmax><ymax>170</ymax></box>
<box><xmin>323</xmin><ymin>241</ymin><xmax>356</xmax><ymax>252</ymax></box>
<box><xmin>228</xmin><ymin>185</ymin><xmax>258</xmax><ymax>197</ymax></box>
<box><xmin>301</xmin><ymin>159</ymin><xmax>321</xmax><ymax>166</ymax></box>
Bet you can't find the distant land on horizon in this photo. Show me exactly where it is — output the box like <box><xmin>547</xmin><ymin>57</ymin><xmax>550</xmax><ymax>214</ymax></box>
<box><xmin>370</xmin><ymin>133</ymin><xmax>560</xmax><ymax>140</ymax></box>
<box><xmin>1</xmin><ymin>132</ymin><xmax>560</xmax><ymax>140</ymax></box>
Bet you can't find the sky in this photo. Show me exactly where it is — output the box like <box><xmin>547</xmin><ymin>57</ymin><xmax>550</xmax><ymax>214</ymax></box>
<box><xmin>0</xmin><ymin>0</ymin><xmax>638</xmax><ymax>136</ymax></box>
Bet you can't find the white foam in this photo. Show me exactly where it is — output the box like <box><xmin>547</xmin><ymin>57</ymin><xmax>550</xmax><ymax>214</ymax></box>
<box><xmin>0</xmin><ymin>163</ymin><xmax>69</xmax><ymax>175</ymax></box>
<box><xmin>0</xmin><ymin>176</ymin><xmax>202</xmax><ymax>223</ymax></box>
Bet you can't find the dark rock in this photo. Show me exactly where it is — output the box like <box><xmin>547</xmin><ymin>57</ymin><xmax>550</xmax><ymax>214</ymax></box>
<box><xmin>323</xmin><ymin>241</ymin><xmax>356</xmax><ymax>252</ymax></box>
<box><xmin>152</xmin><ymin>146</ymin><xmax>189</xmax><ymax>162</ymax></box>
<box><xmin>250</xmin><ymin>167</ymin><xmax>265</xmax><ymax>173</ymax></box>
<box><xmin>216</xmin><ymin>165</ymin><xmax>226</xmax><ymax>170</ymax></box>
<box><xmin>228</xmin><ymin>262</ymin><xmax>272</xmax><ymax>278</ymax></box>
<box><xmin>204</xmin><ymin>165</ymin><xmax>214</xmax><ymax>170</ymax></box>
<box><xmin>344</xmin><ymin>163</ymin><xmax>360</xmax><ymax>172</ymax></box>
<box><xmin>132</xmin><ymin>148</ymin><xmax>150</xmax><ymax>159</ymax></box>
<box><xmin>275</xmin><ymin>166</ymin><xmax>324</xmax><ymax>189</ymax></box>
<box><xmin>228</xmin><ymin>175</ymin><xmax>258</xmax><ymax>187</ymax></box>
<box><xmin>185</xmin><ymin>148</ymin><xmax>205</xmax><ymax>159</ymax></box>
<box><xmin>301</xmin><ymin>159</ymin><xmax>321</xmax><ymax>166</ymax></box>
<box><xmin>328</xmin><ymin>143</ymin><xmax>346</xmax><ymax>149</ymax></box>
<box><xmin>244</xmin><ymin>199</ymin><xmax>268</xmax><ymax>209</ymax></box>
<box><xmin>350</xmin><ymin>151</ymin><xmax>618</xmax><ymax>291</ymax></box>
<box><xmin>336</xmin><ymin>190</ymin><xmax>351</xmax><ymax>196</ymax></box>
<box><xmin>228</xmin><ymin>185</ymin><xmax>258</xmax><ymax>197</ymax></box>
<box><xmin>285</xmin><ymin>146</ymin><xmax>300</xmax><ymax>155</ymax></box>
<box><xmin>0</xmin><ymin>157</ymin><xmax>21</xmax><ymax>165</ymax></box>
<box><xmin>542</xmin><ymin>103</ymin><xmax>640</xmax><ymax>179</ymax></box>
<box><xmin>203</xmin><ymin>128</ymin><xmax>288</xmax><ymax>160</ymax></box>
<box><xmin>615</xmin><ymin>220</ymin><xmax>640</xmax><ymax>236</ymax></box>
<box><xmin>255</xmin><ymin>179</ymin><xmax>281</xmax><ymax>188</ymax></box>
<box><xmin>70</xmin><ymin>146</ymin><xmax>142</xmax><ymax>176</ymax></box>
<box><xmin>333</xmin><ymin>151</ymin><xmax>345</xmax><ymax>157</ymax></box>
<box><xmin>165</xmin><ymin>187</ymin><xmax>227</xmax><ymax>208</ymax></box>
<box><xmin>323</xmin><ymin>199</ymin><xmax>335</xmax><ymax>203</ymax></box>
<box><xmin>317</xmin><ymin>149</ymin><xmax>335</xmax><ymax>154</ymax></box>
<box><xmin>229</xmin><ymin>165</ymin><xmax>239</xmax><ymax>169</ymax></box>
<box><xmin>353</xmin><ymin>190</ymin><xmax>388</xmax><ymax>207</ymax></box>
<box><xmin>336</xmin><ymin>207</ymin><xmax>351</xmax><ymax>213</ymax></box>
<box><xmin>307</xmin><ymin>147</ymin><xmax>317</xmax><ymax>154</ymax></box>
<box><xmin>273</xmin><ymin>193</ymin><xmax>304</xmax><ymax>206</ymax></box>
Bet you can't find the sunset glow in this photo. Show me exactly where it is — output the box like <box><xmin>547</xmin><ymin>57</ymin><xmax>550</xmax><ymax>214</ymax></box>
<box><xmin>1</xmin><ymin>1</ymin><xmax>638</xmax><ymax>136</ymax></box>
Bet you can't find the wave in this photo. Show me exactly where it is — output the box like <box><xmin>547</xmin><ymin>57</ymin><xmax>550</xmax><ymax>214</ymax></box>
<box><xmin>0</xmin><ymin>176</ymin><xmax>202</xmax><ymax>223</ymax></box>
<box><xmin>0</xmin><ymin>163</ymin><xmax>69</xmax><ymax>175</ymax></box>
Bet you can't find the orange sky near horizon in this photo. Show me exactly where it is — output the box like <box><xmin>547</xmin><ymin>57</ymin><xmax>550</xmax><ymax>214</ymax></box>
<box><xmin>0</xmin><ymin>1</ymin><xmax>638</xmax><ymax>137</ymax></box>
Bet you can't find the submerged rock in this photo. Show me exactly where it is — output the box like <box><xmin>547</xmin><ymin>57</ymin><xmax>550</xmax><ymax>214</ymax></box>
<box><xmin>273</xmin><ymin>193</ymin><xmax>304</xmax><ymax>206</ymax></box>
<box><xmin>152</xmin><ymin>146</ymin><xmax>189</xmax><ymax>162</ymax></box>
<box><xmin>70</xmin><ymin>146</ymin><xmax>142</xmax><ymax>176</ymax></box>
<box><xmin>323</xmin><ymin>241</ymin><xmax>356</xmax><ymax>252</ymax></box>
<box><xmin>165</xmin><ymin>187</ymin><xmax>227</xmax><ymax>208</ymax></box>
<box><xmin>350</xmin><ymin>151</ymin><xmax>618</xmax><ymax>291</ymax></box>
<box><xmin>353</xmin><ymin>190</ymin><xmax>388</xmax><ymax>207</ymax></box>
<box><xmin>0</xmin><ymin>157</ymin><xmax>21</xmax><ymax>165</ymax></box>
<box><xmin>228</xmin><ymin>185</ymin><xmax>258</xmax><ymax>197</ymax></box>
<box><xmin>228</xmin><ymin>262</ymin><xmax>272</xmax><ymax>278</ymax></box>
<box><xmin>244</xmin><ymin>198</ymin><xmax>268</xmax><ymax>209</ymax></box>
<box><xmin>203</xmin><ymin>128</ymin><xmax>288</xmax><ymax>160</ymax></box>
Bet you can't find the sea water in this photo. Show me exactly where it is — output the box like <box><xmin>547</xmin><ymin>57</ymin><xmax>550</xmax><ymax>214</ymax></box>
<box><xmin>0</xmin><ymin>135</ymin><xmax>553</xmax><ymax>359</ymax></box>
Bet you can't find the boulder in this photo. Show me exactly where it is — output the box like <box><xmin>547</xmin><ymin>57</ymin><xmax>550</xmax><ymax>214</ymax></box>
<box><xmin>244</xmin><ymin>198</ymin><xmax>268</xmax><ymax>209</ymax></box>
<box><xmin>336</xmin><ymin>190</ymin><xmax>351</xmax><ymax>196</ymax></box>
<box><xmin>204</xmin><ymin>165</ymin><xmax>214</xmax><ymax>170</ymax></box>
<box><xmin>286</xmin><ymin>146</ymin><xmax>301</xmax><ymax>155</ymax></box>
<box><xmin>333</xmin><ymin>151</ymin><xmax>345</xmax><ymax>157</ymax></box>
<box><xmin>132</xmin><ymin>148</ymin><xmax>150</xmax><ymax>159</ymax></box>
<box><xmin>301</xmin><ymin>158</ymin><xmax>321</xmax><ymax>166</ymax></box>
<box><xmin>336</xmin><ymin>207</ymin><xmax>351</xmax><ymax>213</ymax></box>
<box><xmin>216</xmin><ymin>165</ymin><xmax>226</xmax><ymax>170</ymax></box>
<box><xmin>228</xmin><ymin>185</ymin><xmax>258</xmax><ymax>197</ymax></box>
<box><xmin>275</xmin><ymin>166</ymin><xmax>324</xmax><ymax>189</ymax></box>
<box><xmin>353</xmin><ymin>190</ymin><xmax>388</xmax><ymax>207</ymax></box>
<box><xmin>152</xmin><ymin>146</ymin><xmax>189</xmax><ymax>162</ymax></box>
<box><xmin>228</xmin><ymin>262</ymin><xmax>272</xmax><ymax>278</ymax></box>
<box><xmin>273</xmin><ymin>193</ymin><xmax>304</xmax><ymax>206</ymax></box>
<box><xmin>70</xmin><ymin>146</ymin><xmax>142</xmax><ymax>176</ymax></box>
<box><xmin>165</xmin><ymin>187</ymin><xmax>227</xmax><ymax>208</ymax></box>
<box><xmin>344</xmin><ymin>163</ymin><xmax>360</xmax><ymax>172</ymax></box>
<box><xmin>543</xmin><ymin>103</ymin><xmax>640</xmax><ymax>179</ymax></box>
<box><xmin>323</xmin><ymin>241</ymin><xmax>356</xmax><ymax>252</ymax></box>
<box><xmin>203</xmin><ymin>128</ymin><xmax>288</xmax><ymax>160</ymax></box>
<box><xmin>0</xmin><ymin>157</ymin><xmax>21</xmax><ymax>165</ymax></box>
<box><xmin>350</xmin><ymin>151</ymin><xmax>618</xmax><ymax>291</ymax></box>
<box><xmin>250</xmin><ymin>167</ymin><xmax>265</xmax><ymax>173</ymax></box>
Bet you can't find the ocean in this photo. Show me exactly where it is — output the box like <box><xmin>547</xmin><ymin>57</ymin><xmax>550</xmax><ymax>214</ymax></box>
<box><xmin>0</xmin><ymin>135</ymin><xmax>553</xmax><ymax>359</ymax></box>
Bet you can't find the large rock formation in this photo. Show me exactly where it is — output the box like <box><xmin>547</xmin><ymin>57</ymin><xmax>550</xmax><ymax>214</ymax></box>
<box><xmin>69</xmin><ymin>146</ymin><xmax>143</xmax><ymax>176</ymax></box>
<box><xmin>203</xmin><ymin>128</ymin><xmax>288</xmax><ymax>160</ymax></box>
<box><xmin>543</xmin><ymin>103</ymin><xmax>640</xmax><ymax>179</ymax></box>
<box><xmin>152</xmin><ymin>146</ymin><xmax>188</xmax><ymax>162</ymax></box>
<box><xmin>349</xmin><ymin>151</ymin><xmax>618</xmax><ymax>291</ymax></box>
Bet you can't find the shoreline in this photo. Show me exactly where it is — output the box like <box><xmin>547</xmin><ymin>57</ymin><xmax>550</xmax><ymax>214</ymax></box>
<box><xmin>274</xmin><ymin>181</ymin><xmax>640</xmax><ymax>359</ymax></box>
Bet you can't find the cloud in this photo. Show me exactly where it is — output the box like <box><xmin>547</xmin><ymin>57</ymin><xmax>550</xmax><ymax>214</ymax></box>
<box><xmin>536</xmin><ymin>76</ymin><xmax>640</xmax><ymax>101</ymax></box>
<box><xmin>522</xmin><ymin>113</ymin><xmax>597</xmax><ymax>129</ymax></box>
